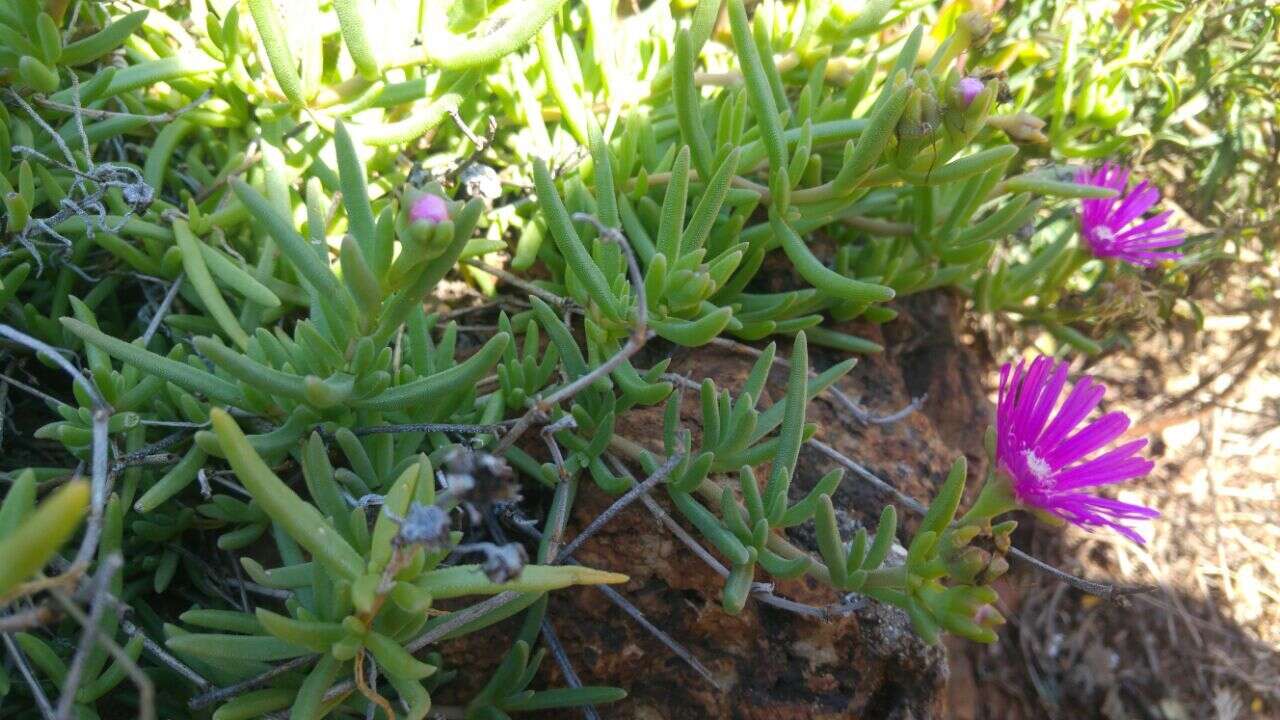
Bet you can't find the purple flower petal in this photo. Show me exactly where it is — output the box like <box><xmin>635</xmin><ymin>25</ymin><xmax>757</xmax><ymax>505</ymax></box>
<box><xmin>1043</xmin><ymin>411</ymin><xmax>1130</xmax><ymax>468</ymax></box>
<box><xmin>1026</xmin><ymin>360</ymin><xmax>1069</xmax><ymax>444</ymax></box>
<box><xmin>1013</xmin><ymin>356</ymin><xmax>1053</xmax><ymax>434</ymax></box>
<box><xmin>1050</xmin><ymin>493</ymin><xmax>1159</xmax><ymax>544</ymax></box>
<box><xmin>1108</xmin><ymin>181</ymin><xmax>1160</xmax><ymax>228</ymax></box>
<box><xmin>1037</xmin><ymin>376</ymin><xmax>1105</xmax><ymax>450</ymax></box>
<box><xmin>1052</xmin><ymin>439</ymin><xmax>1153</xmax><ymax>490</ymax></box>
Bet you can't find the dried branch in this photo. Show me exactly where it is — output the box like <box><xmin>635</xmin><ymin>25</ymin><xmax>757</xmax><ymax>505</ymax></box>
<box><xmin>3</xmin><ymin>632</ymin><xmax>56</xmax><ymax>720</ymax></box>
<box><xmin>541</xmin><ymin>619</ymin><xmax>601</xmax><ymax>720</ymax></box>
<box><xmin>110</xmin><ymin>430</ymin><xmax>190</xmax><ymax>474</ymax></box>
<box><xmin>637</xmin><ymin>486</ymin><xmax>853</xmax><ymax>620</ymax></box>
<box><xmin>496</xmin><ymin>214</ymin><xmax>649</xmax><ymax>454</ymax></box>
<box><xmin>34</xmin><ymin>90</ymin><xmax>211</xmax><ymax>125</ymax></box>
<box><xmin>187</xmin><ymin>655</ymin><xmax>315</xmax><ymax>710</ymax></box>
<box><xmin>464</xmin><ymin>258</ymin><xmax>574</xmax><ymax>311</ymax></box>
<box><xmin>55</xmin><ymin>555</ymin><xmax>123</xmax><ymax>720</ymax></box>
<box><xmin>554</xmin><ymin>452</ymin><xmax>684</xmax><ymax>563</ymax></box>
<box><xmin>0</xmin><ymin>324</ymin><xmax>112</xmax><ymax>570</ymax></box>
<box><xmin>348</xmin><ymin>420</ymin><xmax>517</xmax><ymax>436</ymax></box>
<box><xmin>140</xmin><ymin>274</ymin><xmax>183</xmax><ymax>347</ymax></box>
<box><xmin>503</xmin><ymin>513</ymin><xmax>722</xmax><ymax>690</ymax></box>
<box><xmin>0</xmin><ymin>603</ymin><xmax>61</xmax><ymax>632</ymax></box>
<box><xmin>51</xmin><ymin>584</ymin><xmax>155</xmax><ymax>720</ymax></box>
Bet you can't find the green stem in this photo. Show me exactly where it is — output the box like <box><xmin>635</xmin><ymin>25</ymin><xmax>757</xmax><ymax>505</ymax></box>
<box><xmin>955</xmin><ymin>475</ymin><xmax>1018</xmax><ymax>528</ymax></box>
<box><xmin>394</xmin><ymin>0</ymin><xmax>568</xmax><ymax>69</ymax></box>
<box><xmin>861</xmin><ymin>565</ymin><xmax>909</xmax><ymax>590</ymax></box>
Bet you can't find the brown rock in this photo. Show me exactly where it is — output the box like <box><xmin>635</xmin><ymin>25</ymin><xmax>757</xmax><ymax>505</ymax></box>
<box><xmin>440</xmin><ymin>291</ymin><xmax>991</xmax><ymax>718</ymax></box>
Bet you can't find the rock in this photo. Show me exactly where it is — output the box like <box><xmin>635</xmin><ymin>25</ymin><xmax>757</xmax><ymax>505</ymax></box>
<box><xmin>439</xmin><ymin>291</ymin><xmax>991</xmax><ymax>718</ymax></box>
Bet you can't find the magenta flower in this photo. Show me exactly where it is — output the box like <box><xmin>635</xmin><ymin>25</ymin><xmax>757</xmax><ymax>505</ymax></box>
<box><xmin>996</xmin><ymin>355</ymin><xmax>1158</xmax><ymax>544</ymax></box>
<box><xmin>409</xmin><ymin>194</ymin><xmax>448</xmax><ymax>223</ymax></box>
<box><xmin>957</xmin><ymin>77</ymin><xmax>984</xmax><ymax>107</ymax></box>
<box><xmin>1076</xmin><ymin>163</ymin><xmax>1184</xmax><ymax>268</ymax></box>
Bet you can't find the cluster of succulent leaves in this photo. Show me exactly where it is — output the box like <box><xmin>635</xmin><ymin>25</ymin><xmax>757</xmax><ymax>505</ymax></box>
<box><xmin>0</xmin><ymin>0</ymin><xmax>1236</xmax><ymax>717</ymax></box>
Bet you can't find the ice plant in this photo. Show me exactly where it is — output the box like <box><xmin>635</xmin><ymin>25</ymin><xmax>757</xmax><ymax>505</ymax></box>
<box><xmin>995</xmin><ymin>355</ymin><xmax>1159</xmax><ymax>544</ymax></box>
<box><xmin>8</xmin><ymin>0</ymin><xmax>1221</xmax><ymax>714</ymax></box>
<box><xmin>1076</xmin><ymin>162</ymin><xmax>1185</xmax><ymax>268</ymax></box>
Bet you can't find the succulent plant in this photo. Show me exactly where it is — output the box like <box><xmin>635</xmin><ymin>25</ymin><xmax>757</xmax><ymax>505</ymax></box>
<box><xmin>0</xmin><ymin>0</ymin><xmax>1226</xmax><ymax>716</ymax></box>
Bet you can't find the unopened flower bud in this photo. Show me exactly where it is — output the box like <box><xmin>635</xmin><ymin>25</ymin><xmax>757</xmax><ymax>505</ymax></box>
<box><xmin>986</xmin><ymin>112</ymin><xmax>1049</xmax><ymax>144</ymax></box>
<box><xmin>948</xmin><ymin>524</ymin><xmax>982</xmax><ymax>549</ymax></box>
<box><xmin>949</xmin><ymin>547</ymin><xmax>989</xmax><ymax>583</ymax></box>
<box><xmin>974</xmin><ymin>603</ymin><xmax>1005</xmax><ymax>628</ymax></box>
<box><xmin>983</xmin><ymin>555</ymin><xmax>1010</xmax><ymax>582</ymax></box>
<box><xmin>958</xmin><ymin>11</ymin><xmax>993</xmax><ymax>48</ymax></box>
<box><xmin>991</xmin><ymin>520</ymin><xmax>1017</xmax><ymax>553</ymax></box>
<box><xmin>957</xmin><ymin>77</ymin><xmax>984</xmax><ymax>108</ymax></box>
<box><xmin>409</xmin><ymin>193</ymin><xmax>448</xmax><ymax>223</ymax></box>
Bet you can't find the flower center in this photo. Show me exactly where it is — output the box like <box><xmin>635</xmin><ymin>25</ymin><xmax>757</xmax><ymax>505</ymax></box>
<box><xmin>1093</xmin><ymin>225</ymin><xmax>1115</xmax><ymax>247</ymax></box>
<box><xmin>1022</xmin><ymin>449</ymin><xmax>1052</xmax><ymax>482</ymax></box>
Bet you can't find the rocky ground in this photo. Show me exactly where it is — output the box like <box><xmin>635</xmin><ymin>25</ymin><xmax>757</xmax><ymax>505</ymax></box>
<box><xmin>441</xmin><ymin>291</ymin><xmax>982</xmax><ymax>718</ymax></box>
<box><xmin>438</xmin><ymin>272</ymin><xmax>1280</xmax><ymax>719</ymax></box>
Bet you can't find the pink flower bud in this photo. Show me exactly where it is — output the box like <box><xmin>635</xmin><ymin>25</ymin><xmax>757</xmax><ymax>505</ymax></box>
<box><xmin>409</xmin><ymin>194</ymin><xmax>448</xmax><ymax>223</ymax></box>
<box><xmin>974</xmin><ymin>604</ymin><xmax>1004</xmax><ymax>628</ymax></box>
<box><xmin>957</xmin><ymin>77</ymin><xmax>984</xmax><ymax>107</ymax></box>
